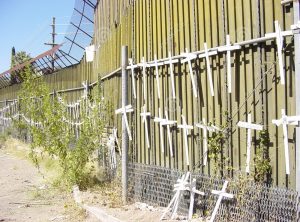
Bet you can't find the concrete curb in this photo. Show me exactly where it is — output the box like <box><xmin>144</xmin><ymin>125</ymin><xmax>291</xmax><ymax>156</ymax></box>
<box><xmin>72</xmin><ymin>185</ymin><xmax>123</xmax><ymax>222</ymax></box>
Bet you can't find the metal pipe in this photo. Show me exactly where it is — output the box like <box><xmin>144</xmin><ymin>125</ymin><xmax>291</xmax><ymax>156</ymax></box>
<box><xmin>293</xmin><ymin>0</ymin><xmax>300</xmax><ymax>197</ymax></box>
<box><xmin>100</xmin><ymin>67</ymin><xmax>122</xmax><ymax>81</ymax></box>
<box><xmin>121</xmin><ymin>46</ymin><xmax>128</xmax><ymax>204</ymax></box>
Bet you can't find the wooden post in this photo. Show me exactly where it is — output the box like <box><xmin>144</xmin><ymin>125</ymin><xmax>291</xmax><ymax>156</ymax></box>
<box><xmin>121</xmin><ymin>46</ymin><xmax>128</xmax><ymax>203</ymax></box>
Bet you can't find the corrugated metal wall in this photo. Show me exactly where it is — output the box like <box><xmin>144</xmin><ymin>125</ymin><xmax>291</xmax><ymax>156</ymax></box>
<box><xmin>0</xmin><ymin>0</ymin><xmax>297</xmax><ymax>189</ymax></box>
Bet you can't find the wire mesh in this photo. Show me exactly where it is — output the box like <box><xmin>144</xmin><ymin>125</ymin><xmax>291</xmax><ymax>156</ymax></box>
<box><xmin>128</xmin><ymin>162</ymin><xmax>299</xmax><ymax>221</ymax></box>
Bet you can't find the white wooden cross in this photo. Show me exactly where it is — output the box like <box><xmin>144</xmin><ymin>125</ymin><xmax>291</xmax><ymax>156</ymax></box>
<box><xmin>181</xmin><ymin>48</ymin><xmax>198</xmax><ymax>97</ymax></box>
<box><xmin>187</xmin><ymin>177</ymin><xmax>205</xmax><ymax>220</ymax></box>
<box><xmin>198</xmin><ymin>43</ymin><xmax>217</xmax><ymax>96</ymax></box>
<box><xmin>178</xmin><ymin>115</ymin><xmax>193</xmax><ymax>166</ymax></box>
<box><xmin>148</xmin><ymin>54</ymin><xmax>163</xmax><ymax>99</ymax></box>
<box><xmin>272</xmin><ymin>109</ymin><xmax>300</xmax><ymax>175</ymax></box>
<box><xmin>161</xmin><ymin>111</ymin><xmax>177</xmax><ymax>157</ymax></box>
<box><xmin>138</xmin><ymin>57</ymin><xmax>150</xmax><ymax>101</ymax></box>
<box><xmin>115</xmin><ymin>104</ymin><xmax>134</xmax><ymax>141</ymax></box>
<box><xmin>154</xmin><ymin>107</ymin><xmax>166</xmax><ymax>153</ymax></box>
<box><xmin>218</xmin><ymin>35</ymin><xmax>241</xmax><ymax>93</ymax></box>
<box><xmin>265</xmin><ymin>21</ymin><xmax>284</xmax><ymax>85</ymax></box>
<box><xmin>237</xmin><ymin>114</ymin><xmax>263</xmax><ymax>173</ymax></box>
<box><xmin>140</xmin><ymin>105</ymin><xmax>151</xmax><ymax>148</ymax></box>
<box><xmin>160</xmin><ymin>172</ymin><xmax>191</xmax><ymax>220</ymax></box>
<box><xmin>112</xmin><ymin>127</ymin><xmax>121</xmax><ymax>155</ymax></box>
<box><xmin>127</xmin><ymin>58</ymin><xmax>138</xmax><ymax>99</ymax></box>
<box><xmin>164</xmin><ymin>51</ymin><xmax>178</xmax><ymax>99</ymax></box>
<box><xmin>107</xmin><ymin>135</ymin><xmax>117</xmax><ymax>169</ymax></box>
<box><xmin>195</xmin><ymin>118</ymin><xmax>219</xmax><ymax>166</ymax></box>
<box><xmin>210</xmin><ymin>180</ymin><xmax>234</xmax><ymax>222</ymax></box>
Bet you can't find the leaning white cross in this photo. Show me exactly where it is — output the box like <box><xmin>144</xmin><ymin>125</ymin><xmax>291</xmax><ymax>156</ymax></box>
<box><xmin>218</xmin><ymin>35</ymin><xmax>241</xmax><ymax>93</ymax></box>
<box><xmin>198</xmin><ymin>43</ymin><xmax>217</xmax><ymax>96</ymax></box>
<box><xmin>181</xmin><ymin>48</ymin><xmax>198</xmax><ymax>97</ymax></box>
<box><xmin>107</xmin><ymin>135</ymin><xmax>117</xmax><ymax>170</ymax></box>
<box><xmin>272</xmin><ymin>109</ymin><xmax>300</xmax><ymax>175</ymax></box>
<box><xmin>154</xmin><ymin>107</ymin><xmax>166</xmax><ymax>153</ymax></box>
<box><xmin>164</xmin><ymin>51</ymin><xmax>178</xmax><ymax>99</ymax></box>
<box><xmin>115</xmin><ymin>104</ymin><xmax>134</xmax><ymax>141</ymax></box>
<box><xmin>237</xmin><ymin>114</ymin><xmax>263</xmax><ymax>173</ymax></box>
<box><xmin>265</xmin><ymin>21</ymin><xmax>285</xmax><ymax>84</ymax></box>
<box><xmin>148</xmin><ymin>54</ymin><xmax>163</xmax><ymax>99</ymax></box>
<box><xmin>127</xmin><ymin>58</ymin><xmax>138</xmax><ymax>99</ymax></box>
<box><xmin>112</xmin><ymin>127</ymin><xmax>121</xmax><ymax>155</ymax></box>
<box><xmin>178</xmin><ymin>115</ymin><xmax>193</xmax><ymax>166</ymax></box>
<box><xmin>161</xmin><ymin>111</ymin><xmax>177</xmax><ymax>157</ymax></box>
<box><xmin>187</xmin><ymin>176</ymin><xmax>205</xmax><ymax>220</ymax></box>
<box><xmin>160</xmin><ymin>172</ymin><xmax>191</xmax><ymax>220</ymax></box>
<box><xmin>195</xmin><ymin>119</ymin><xmax>219</xmax><ymax>166</ymax></box>
<box><xmin>138</xmin><ymin>57</ymin><xmax>150</xmax><ymax>101</ymax></box>
<box><xmin>210</xmin><ymin>180</ymin><xmax>234</xmax><ymax>222</ymax></box>
<box><xmin>140</xmin><ymin>105</ymin><xmax>151</xmax><ymax>148</ymax></box>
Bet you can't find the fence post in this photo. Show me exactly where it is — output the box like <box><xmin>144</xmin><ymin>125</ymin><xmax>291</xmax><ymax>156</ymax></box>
<box><xmin>294</xmin><ymin>1</ymin><xmax>300</xmax><ymax>197</ymax></box>
<box><xmin>121</xmin><ymin>45</ymin><xmax>129</xmax><ymax>203</ymax></box>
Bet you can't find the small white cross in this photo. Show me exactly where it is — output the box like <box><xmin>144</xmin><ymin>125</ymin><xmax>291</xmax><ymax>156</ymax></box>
<box><xmin>154</xmin><ymin>107</ymin><xmax>166</xmax><ymax>153</ymax></box>
<box><xmin>148</xmin><ymin>54</ymin><xmax>164</xmax><ymax>99</ymax></box>
<box><xmin>265</xmin><ymin>21</ymin><xmax>284</xmax><ymax>85</ymax></box>
<box><xmin>210</xmin><ymin>180</ymin><xmax>234</xmax><ymax>222</ymax></box>
<box><xmin>115</xmin><ymin>104</ymin><xmax>134</xmax><ymax>141</ymax></box>
<box><xmin>140</xmin><ymin>105</ymin><xmax>151</xmax><ymax>148</ymax></box>
<box><xmin>272</xmin><ymin>109</ymin><xmax>300</xmax><ymax>175</ymax></box>
<box><xmin>198</xmin><ymin>43</ymin><xmax>217</xmax><ymax>97</ymax></box>
<box><xmin>107</xmin><ymin>135</ymin><xmax>117</xmax><ymax>169</ymax></box>
<box><xmin>161</xmin><ymin>111</ymin><xmax>177</xmax><ymax>157</ymax></box>
<box><xmin>237</xmin><ymin>114</ymin><xmax>263</xmax><ymax>173</ymax></box>
<box><xmin>218</xmin><ymin>35</ymin><xmax>241</xmax><ymax>93</ymax></box>
<box><xmin>178</xmin><ymin>115</ymin><xmax>193</xmax><ymax>166</ymax></box>
<box><xmin>138</xmin><ymin>57</ymin><xmax>150</xmax><ymax>101</ymax></box>
<box><xmin>195</xmin><ymin>119</ymin><xmax>219</xmax><ymax>166</ymax></box>
<box><xmin>164</xmin><ymin>51</ymin><xmax>178</xmax><ymax>99</ymax></box>
<box><xmin>82</xmin><ymin>80</ymin><xmax>89</xmax><ymax>99</ymax></box>
<box><xmin>127</xmin><ymin>58</ymin><xmax>138</xmax><ymax>99</ymax></box>
<box><xmin>181</xmin><ymin>48</ymin><xmax>198</xmax><ymax>97</ymax></box>
<box><xmin>112</xmin><ymin>127</ymin><xmax>121</xmax><ymax>155</ymax></box>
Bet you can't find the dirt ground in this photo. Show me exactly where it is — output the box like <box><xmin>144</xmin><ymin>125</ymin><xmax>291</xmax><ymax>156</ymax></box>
<box><xmin>0</xmin><ymin>138</ymin><xmax>202</xmax><ymax>222</ymax></box>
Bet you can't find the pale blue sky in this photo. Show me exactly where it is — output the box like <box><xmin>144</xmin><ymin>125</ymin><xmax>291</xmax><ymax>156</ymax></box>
<box><xmin>0</xmin><ymin>0</ymin><xmax>75</xmax><ymax>72</ymax></box>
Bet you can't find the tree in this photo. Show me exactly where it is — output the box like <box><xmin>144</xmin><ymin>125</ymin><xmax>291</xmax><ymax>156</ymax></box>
<box><xmin>10</xmin><ymin>50</ymin><xmax>32</xmax><ymax>84</ymax></box>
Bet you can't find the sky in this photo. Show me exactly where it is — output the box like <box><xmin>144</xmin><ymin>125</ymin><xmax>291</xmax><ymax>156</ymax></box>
<box><xmin>0</xmin><ymin>0</ymin><xmax>75</xmax><ymax>73</ymax></box>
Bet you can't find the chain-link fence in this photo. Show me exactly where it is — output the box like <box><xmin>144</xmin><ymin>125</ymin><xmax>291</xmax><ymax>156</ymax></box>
<box><xmin>128</xmin><ymin>162</ymin><xmax>300</xmax><ymax>221</ymax></box>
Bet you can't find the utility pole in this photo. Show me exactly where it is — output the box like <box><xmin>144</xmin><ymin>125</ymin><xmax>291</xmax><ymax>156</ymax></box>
<box><xmin>44</xmin><ymin>17</ymin><xmax>56</xmax><ymax>71</ymax></box>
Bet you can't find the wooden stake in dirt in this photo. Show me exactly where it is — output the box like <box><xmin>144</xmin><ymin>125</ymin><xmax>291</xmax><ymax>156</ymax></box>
<box><xmin>218</xmin><ymin>35</ymin><xmax>241</xmax><ymax>93</ymax></box>
<box><xmin>181</xmin><ymin>48</ymin><xmax>198</xmax><ymax>97</ymax></box>
<box><xmin>195</xmin><ymin>119</ymin><xmax>219</xmax><ymax>166</ymax></box>
<box><xmin>161</xmin><ymin>111</ymin><xmax>177</xmax><ymax>157</ymax></box>
<box><xmin>210</xmin><ymin>180</ymin><xmax>234</xmax><ymax>222</ymax></box>
<box><xmin>140</xmin><ymin>105</ymin><xmax>151</xmax><ymax>148</ymax></box>
<box><xmin>272</xmin><ymin>109</ymin><xmax>300</xmax><ymax>174</ymax></box>
<box><xmin>115</xmin><ymin>104</ymin><xmax>134</xmax><ymax>141</ymax></box>
<box><xmin>198</xmin><ymin>43</ymin><xmax>217</xmax><ymax>97</ymax></box>
<box><xmin>237</xmin><ymin>114</ymin><xmax>263</xmax><ymax>173</ymax></box>
<box><xmin>164</xmin><ymin>51</ymin><xmax>178</xmax><ymax>99</ymax></box>
<box><xmin>178</xmin><ymin>115</ymin><xmax>193</xmax><ymax>166</ymax></box>
<box><xmin>127</xmin><ymin>58</ymin><xmax>138</xmax><ymax>99</ymax></box>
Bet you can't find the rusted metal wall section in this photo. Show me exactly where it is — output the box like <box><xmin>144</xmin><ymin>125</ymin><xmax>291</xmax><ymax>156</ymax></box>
<box><xmin>0</xmin><ymin>0</ymin><xmax>297</xmax><ymax>189</ymax></box>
